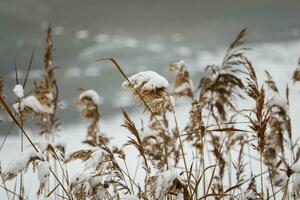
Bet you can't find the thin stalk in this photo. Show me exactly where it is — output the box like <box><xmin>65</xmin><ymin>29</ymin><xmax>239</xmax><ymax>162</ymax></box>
<box><xmin>123</xmin><ymin>159</ymin><xmax>134</xmax><ymax>194</ymax></box>
<box><xmin>267</xmin><ymin>167</ymin><xmax>276</xmax><ymax>200</ymax></box>
<box><xmin>171</xmin><ymin>108</ymin><xmax>192</xmax><ymax>195</ymax></box>
<box><xmin>0</xmin><ymin>96</ymin><xmax>38</xmax><ymax>152</ymax></box>
<box><xmin>0</xmin><ymin>96</ymin><xmax>72</xmax><ymax>200</ymax></box>
<box><xmin>201</xmin><ymin>137</ymin><xmax>206</xmax><ymax>197</ymax></box>
<box><xmin>47</xmin><ymin>184</ymin><xmax>59</xmax><ymax>197</ymax></box>
<box><xmin>260</xmin><ymin>152</ymin><xmax>264</xmax><ymax>200</ymax></box>
<box><xmin>19</xmin><ymin>114</ymin><xmax>24</xmax><ymax>200</ymax></box>
<box><xmin>0</xmin><ymin>122</ymin><xmax>15</xmax><ymax>151</ymax></box>
<box><xmin>50</xmin><ymin>168</ymin><xmax>72</xmax><ymax>200</ymax></box>
<box><xmin>282</xmin><ymin>178</ymin><xmax>289</xmax><ymax>200</ymax></box>
<box><xmin>1</xmin><ymin>172</ymin><xmax>11</xmax><ymax>200</ymax></box>
<box><xmin>0</xmin><ymin>185</ymin><xmax>24</xmax><ymax>200</ymax></box>
<box><xmin>206</xmin><ymin>135</ymin><xmax>227</xmax><ymax>194</ymax></box>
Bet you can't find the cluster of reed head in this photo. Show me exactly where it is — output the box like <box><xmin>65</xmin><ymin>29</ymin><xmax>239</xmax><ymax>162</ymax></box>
<box><xmin>0</xmin><ymin>27</ymin><xmax>300</xmax><ymax>200</ymax></box>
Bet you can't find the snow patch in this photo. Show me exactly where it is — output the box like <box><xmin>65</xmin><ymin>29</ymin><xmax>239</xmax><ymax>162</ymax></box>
<box><xmin>155</xmin><ymin>169</ymin><xmax>182</xmax><ymax>198</ymax></box>
<box><xmin>37</xmin><ymin>161</ymin><xmax>51</xmax><ymax>185</ymax></box>
<box><xmin>122</xmin><ymin>71</ymin><xmax>169</xmax><ymax>91</ymax></box>
<box><xmin>13</xmin><ymin>96</ymin><xmax>54</xmax><ymax>114</ymax></box>
<box><xmin>84</xmin><ymin>150</ymin><xmax>103</xmax><ymax>170</ymax></box>
<box><xmin>3</xmin><ymin>150</ymin><xmax>42</xmax><ymax>179</ymax></box>
<box><xmin>79</xmin><ymin>90</ymin><xmax>101</xmax><ymax>105</ymax></box>
<box><xmin>13</xmin><ymin>84</ymin><xmax>24</xmax><ymax>98</ymax></box>
<box><xmin>291</xmin><ymin>159</ymin><xmax>300</xmax><ymax>173</ymax></box>
<box><xmin>122</xmin><ymin>195</ymin><xmax>140</xmax><ymax>200</ymax></box>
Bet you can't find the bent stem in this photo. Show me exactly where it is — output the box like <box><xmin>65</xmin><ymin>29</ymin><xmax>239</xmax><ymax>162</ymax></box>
<box><xmin>98</xmin><ymin>57</ymin><xmax>170</xmax><ymax>169</ymax></box>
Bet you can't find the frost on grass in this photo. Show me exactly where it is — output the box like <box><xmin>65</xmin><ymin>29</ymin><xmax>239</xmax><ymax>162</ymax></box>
<box><xmin>12</xmin><ymin>84</ymin><xmax>24</xmax><ymax>98</ymax></box>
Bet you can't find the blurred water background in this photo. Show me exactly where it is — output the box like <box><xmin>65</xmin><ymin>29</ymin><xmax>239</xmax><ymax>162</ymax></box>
<box><xmin>0</xmin><ymin>0</ymin><xmax>300</xmax><ymax>126</ymax></box>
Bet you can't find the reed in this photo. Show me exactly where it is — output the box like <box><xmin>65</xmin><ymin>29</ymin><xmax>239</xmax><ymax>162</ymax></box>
<box><xmin>0</xmin><ymin>27</ymin><xmax>300</xmax><ymax>200</ymax></box>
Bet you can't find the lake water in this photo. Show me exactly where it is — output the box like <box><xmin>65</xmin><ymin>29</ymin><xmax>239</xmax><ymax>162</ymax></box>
<box><xmin>0</xmin><ymin>0</ymin><xmax>299</xmax><ymax>124</ymax></box>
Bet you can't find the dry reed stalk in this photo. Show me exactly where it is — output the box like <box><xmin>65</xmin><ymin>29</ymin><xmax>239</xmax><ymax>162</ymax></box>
<box><xmin>1</xmin><ymin>29</ymin><xmax>300</xmax><ymax>200</ymax></box>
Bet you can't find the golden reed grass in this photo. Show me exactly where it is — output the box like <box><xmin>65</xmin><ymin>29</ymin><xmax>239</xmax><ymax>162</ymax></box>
<box><xmin>0</xmin><ymin>27</ymin><xmax>300</xmax><ymax>200</ymax></box>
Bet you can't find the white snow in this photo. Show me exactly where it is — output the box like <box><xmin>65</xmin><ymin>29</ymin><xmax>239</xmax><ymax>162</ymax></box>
<box><xmin>84</xmin><ymin>150</ymin><xmax>103</xmax><ymax>170</ymax></box>
<box><xmin>78</xmin><ymin>89</ymin><xmax>101</xmax><ymax>105</ymax></box>
<box><xmin>293</xmin><ymin>173</ymin><xmax>300</xmax><ymax>190</ymax></box>
<box><xmin>155</xmin><ymin>169</ymin><xmax>182</xmax><ymax>198</ymax></box>
<box><xmin>34</xmin><ymin>139</ymin><xmax>66</xmax><ymax>154</ymax></box>
<box><xmin>35</xmin><ymin>140</ymin><xmax>51</xmax><ymax>152</ymax></box>
<box><xmin>176</xmin><ymin>193</ymin><xmax>184</xmax><ymax>200</ymax></box>
<box><xmin>169</xmin><ymin>96</ymin><xmax>175</xmax><ymax>107</ymax></box>
<box><xmin>291</xmin><ymin>159</ymin><xmax>300</xmax><ymax>173</ymax></box>
<box><xmin>70</xmin><ymin>172</ymin><xmax>88</xmax><ymax>185</ymax></box>
<box><xmin>268</xmin><ymin>95</ymin><xmax>288</xmax><ymax>112</ymax></box>
<box><xmin>3</xmin><ymin>150</ymin><xmax>42</xmax><ymax>180</ymax></box>
<box><xmin>174</xmin><ymin>82</ymin><xmax>191</xmax><ymax>94</ymax></box>
<box><xmin>13</xmin><ymin>95</ymin><xmax>54</xmax><ymax>114</ymax></box>
<box><xmin>55</xmin><ymin>140</ymin><xmax>66</xmax><ymax>150</ymax></box>
<box><xmin>141</xmin><ymin>128</ymin><xmax>157</xmax><ymax>139</ymax></box>
<box><xmin>45</xmin><ymin>93</ymin><xmax>54</xmax><ymax>101</ymax></box>
<box><xmin>70</xmin><ymin>171</ymin><xmax>111</xmax><ymax>199</ymax></box>
<box><xmin>122</xmin><ymin>195</ymin><xmax>140</xmax><ymax>200</ymax></box>
<box><xmin>273</xmin><ymin>170</ymin><xmax>288</xmax><ymax>187</ymax></box>
<box><xmin>13</xmin><ymin>101</ymin><xmax>25</xmax><ymax>113</ymax></box>
<box><xmin>122</xmin><ymin>71</ymin><xmax>169</xmax><ymax>91</ymax></box>
<box><xmin>1</xmin><ymin>38</ymin><xmax>300</xmax><ymax>199</ymax></box>
<box><xmin>242</xmin><ymin>193</ymin><xmax>258</xmax><ymax>200</ymax></box>
<box><xmin>13</xmin><ymin>84</ymin><xmax>24</xmax><ymax>98</ymax></box>
<box><xmin>37</xmin><ymin>161</ymin><xmax>51</xmax><ymax>185</ymax></box>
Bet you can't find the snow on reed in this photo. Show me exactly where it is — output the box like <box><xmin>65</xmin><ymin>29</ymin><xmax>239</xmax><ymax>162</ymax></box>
<box><xmin>13</xmin><ymin>95</ymin><xmax>54</xmax><ymax>114</ymax></box>
<box><xmin>2</xmin><ymin>150</ymin><xmax>42</xmax><ymax>181</ymax></box>
<box><xmin>122</xmin><ymin>71</ymin><xmax>169</xmax><ymax>91</ymax></box>
<box><xmin>78</xmin><ymin>89</ymin><xmax>101</xmax><ymax>105</ymax></box>
<box><xmin>12</xmin><ymin>84</ymin><xmax>24</xmax><ymax>98</ymax></box>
